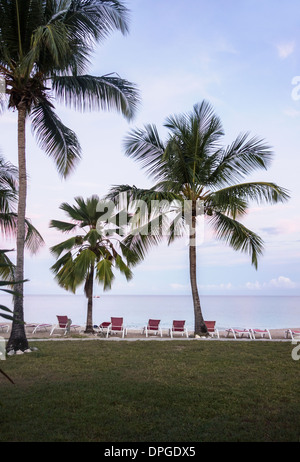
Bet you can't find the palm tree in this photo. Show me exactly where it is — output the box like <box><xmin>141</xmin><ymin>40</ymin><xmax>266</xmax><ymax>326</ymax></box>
<box><xmin>50</xmin><ymin>195</ymin><xmax>140</xmax><ymax>333</ymax></box>
<box><xmin>107</xmin><ymin>101</ymin><xmax>290</xmax><ymax>335</ymax></box>
<box><xmin>0</xmin><ymin>0</ymin><xmax>140</xmax><ymax>350</ymax></box>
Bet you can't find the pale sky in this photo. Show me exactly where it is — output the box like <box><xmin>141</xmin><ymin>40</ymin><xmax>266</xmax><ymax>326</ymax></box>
<box><xmin>1</xmin><ymin>0</ymin><xmax>300</xmax><ymax>296</ymax></box>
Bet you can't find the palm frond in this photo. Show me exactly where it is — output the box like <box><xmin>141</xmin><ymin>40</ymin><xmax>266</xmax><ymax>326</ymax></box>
<box><xmin>0</xmin><ymin>212</ymin><xmax>44</xmax><ymax>253</ymax></box>
<box><xmin>0</xmin><ymin>248</ymin><xmax>15</xmax><ymax>282</ymax></box>
<box><xmin>96</xmin><ymin>258</ymin><xmax>114</xmax><ymax>290</ymax></box>
<box><xmin>0</xmin><ymin>153</ymin><xmax>18</xmax><ymax>201</ymax></box>
<box><xmin>123</xmin><ymin>124</ymin><xmax>165</xmax><ymax>178</ymax></box>
<box><xmin>208</xmin><ymin>132</ymin><xmax>274</xmax><ymax>186</ymax></box>
<box><xmin>52</xmin><ymin>74</ymin><xmax>140</xmax><ymax>120</ymax></box>
<box><xmin>49</xmin><ymin>219</ymin><xmax>77</xmax><ymax>233</ymax></box>
<box><xmin>30</xmin><ymin>100</ymin><xmax>82</xmax><ymax>178</ymax></box>
<box><xmin>210</xmin><ymin>182</ymin><xmax>290</xmax><ymax>216</ymax></box>
<box><xmin>209</xmin><ymin>211</ymin><xmax>264</xmax><ymax>268</ymax></box>
<box><xmin>23</xmin><ymin>20</ymin><xmax>70</xmax><ymax>74</ymax></box>
<box><xmin>63</xmin><ymin>0</ymin><xmax>130</xmax><ymax>41</ymax></box>
<box><xmin>23</xmin><ymin>217</ymin><xmax>45</xmax><ymax>254</ymax></box>
<box><xmin>114</xmin><ymin>253</ymin><xmax>133</xmax><ymax>280</ymax></box>
<box><xmin>50</xmin><ymin>236</ymin><xmax>80</xmax><ymax>257</ymax></box>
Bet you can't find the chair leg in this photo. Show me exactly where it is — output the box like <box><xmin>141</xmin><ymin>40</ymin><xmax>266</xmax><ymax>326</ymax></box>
<box><xmin>50</xmin><ymin>325</ymin><xmax>56</xmax><ymax>336</ymax></box>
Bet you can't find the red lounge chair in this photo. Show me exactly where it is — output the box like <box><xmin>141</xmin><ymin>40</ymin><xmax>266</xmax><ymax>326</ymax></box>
<box><xmin>143</xmin><ymin>319</ymin><xmax>162</xmax><ymax>337</ymax></box>
<box><xmin>106</xmin><ymin>317</ymin><xmax>127</xmax><ymax>338</ymax></box>
<box><xmin>250</xmin><ymin>328</ymin><xmax>272</xmax><ymax>339</ymax></box>
<box><xmin>169</xmin><ymin>320</ymin><xmax>188</xmax><ymax>338</ymax></box>
<box><xmin>50</xmin><ymin>316</ymin><xmax>81</xmax><ymax>336</ymax></box>
<box><xmin>285</xmin><ymin>329</ymin><xmax>300</xmax><ymax>341</ymax></box>
<box><xmin>204</xmin><ymin>321</ymin><xmax>219</xmax><ymax>338</ymax></box>
<box><xmin>99</xmin><ymin>321</ymin><xmax>111</xmax><ymax>334</ymax></box>
<box><xmin>225</xmin><ymin>327</ymin><xmax>253</xmax><ymax>339</ymax></box>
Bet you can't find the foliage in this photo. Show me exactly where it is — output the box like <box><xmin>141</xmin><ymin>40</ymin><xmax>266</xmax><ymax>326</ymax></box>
<box><xmin>50</xmin><ymin>195</ymin><xmax>141</xmax><ymax>331</ymax></box>
<box><xmin>107</xmin><ymin>101</ymin><xmax>290</xmax><ymax>332</ymax></box>
<box><xmin>0</xmin><ymin>0</ymin><xmax>140</xmax><ymax>177</ymax></box>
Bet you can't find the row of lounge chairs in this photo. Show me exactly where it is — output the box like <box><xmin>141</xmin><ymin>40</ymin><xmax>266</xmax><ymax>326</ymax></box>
<box><xmin>1</xmin><ymin>319</ymin><xmax>299</xmax><ymax>340</ymax></box>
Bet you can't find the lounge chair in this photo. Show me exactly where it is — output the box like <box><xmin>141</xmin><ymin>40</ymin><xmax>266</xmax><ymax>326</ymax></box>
<box><xmin>142</xmin><ymin>319</ymin><xmax>162</xmax><ymax>337</ymax></box>
<box><xmin>25</xmin><ymin>323</ymin><xmax>52</xmax><ymax>334</ymax></box>
<box><xmin>106</xmin><ymin>317</ymin><xmax>127</xmax><ymax>338</ymax></box>
<box><xmin>250</xmin><ymin>328</ymin><xmax>272</xmax><ymax>339</ymax></box>
<box><xmin>205</xmin><ymin>321</ymin><xmax>219</xmax><ymax>338</ymax></box>
<box><xmin>285</xmin><ymin>329</ymin><xmax>300</xmax><ymax>341</ymax></box>
<box><xmin>0</xmin><ymin>323</ymin><xmax>9</xmax><ymax>333</ymax></box>
<box><xmin>50</xmin><ymin>316</ymin><xmax>81</xmax><ymax>336</ymax></box>
<box><xmin>98</xmin><ymin>321</ymin><xmax>111</xmax><ymax>334</ymax></box>
<box><xmin>225</xmin><ymin>327</ymin><xmax>253</xmax><ymax>339</ymax></box>
<box><xmin>169</xmin><ymin>320</ymin><xmax>188</xmax><ymax>338</ymax></box>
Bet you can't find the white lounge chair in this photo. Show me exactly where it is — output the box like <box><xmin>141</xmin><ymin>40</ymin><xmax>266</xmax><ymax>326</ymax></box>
<box><xmin>285</xmin><ymin>329</ymin><xmax>300</xmax><ymax>341</ymax></box>
<box><xmin>226</xmin><ymin>328</ymin><xmax>253</xmax><ymax>339</ymax></box>
<box><xmin>142</xmin><ymin>319</ymin><xmax>162</xmax><ymax>337</ymax></box>
<box><xmin>50</xmin><ymin>316</ymin><xmax>81</xmax><ymax>336</ymax></box>
<box><xmin>25</xmin><ymin>323</ymin><xmax>52</xmax><ymax>334</ymax></box>
<box><xmin>106</xmin><ymin>317</ymin><xmax>127</xmax><ymax>338</ymax></box>
<box><xmin>250</xmin><ymin>328</ymin><xmax>272</xmax><ymax>339</ymax></box>
<box><xmin>169</xmin><ymin>320</ymin><xmax>188</xmax><ymax>338</ymax></box>
<box><xmin>205</xmin><ymin>321</ymin><xmax>219</xmax><ymax>338</ymax></box>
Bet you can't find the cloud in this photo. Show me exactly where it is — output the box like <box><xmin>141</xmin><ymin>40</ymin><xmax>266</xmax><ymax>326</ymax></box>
<box><xmin>268</xmin><ymin>276</ymin><xmax>298</xmax><ymax>289</ymax></box>
<box><xmin>245</xmin><ymin>281</ymin><xmax>262</xmax><ymax>290</ymax></box>
<box><xmin>246</xmin><ymin>276</ymin><xmax>298</xmax><ymax>290</ymax></box>
<box><xmin>277</xmin><ymin>41</ymin><xmax>295</xmax><ymax>59</ymax></box>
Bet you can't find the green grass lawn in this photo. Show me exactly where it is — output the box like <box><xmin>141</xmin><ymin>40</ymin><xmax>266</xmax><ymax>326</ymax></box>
<box><xmin>0</xmin><ymin>340</ymin><xmax>299</xmax><ymax>442</ymax></box>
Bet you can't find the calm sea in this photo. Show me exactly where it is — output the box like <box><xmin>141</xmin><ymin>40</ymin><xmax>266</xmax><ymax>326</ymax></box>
<box><xmin>0</xmin><ymin>294</ymin><xmax>299</xmax><ymax>330</ymax></box>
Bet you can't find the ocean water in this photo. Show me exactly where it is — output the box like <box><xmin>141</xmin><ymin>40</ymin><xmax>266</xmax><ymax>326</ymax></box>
<box><xmin>0</xmin><ymin>294</ymin><xmax>299</xmax><ymax>330</ymax></box>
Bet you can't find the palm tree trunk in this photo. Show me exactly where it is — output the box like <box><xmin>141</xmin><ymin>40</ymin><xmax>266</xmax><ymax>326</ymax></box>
<box><xmin>7</xmin><ymin>105</ymin><xmax>29</xmax><ymax>352</ymax></box>
<box><xmin>85</xmin><ymin>265</ymin><xmax>94</xmax><ymax>333</ymax></box>
<box><xmin>189</xmin><ymin>201</ymin><xmax>207</xmax><ymax>336</ymax></box>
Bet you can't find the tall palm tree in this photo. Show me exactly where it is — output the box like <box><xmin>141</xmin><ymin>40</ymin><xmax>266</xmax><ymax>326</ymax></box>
<box><xmin>107</xmin><ymin>101</ymin><xmax>290</xmax><ymax>335</ymax></box>
<box><xmin>50</xmin><ymin>195</ymin><xmax>140</xmax><ymax>333</ymax></box>
<box><xmin>0</xmin><ymin>0</ymin><xmax>140</xmax><ymax>350</ymax></box>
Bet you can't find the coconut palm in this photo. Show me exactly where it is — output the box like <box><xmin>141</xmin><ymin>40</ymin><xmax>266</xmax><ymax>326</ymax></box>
<box><xmin>107</xmin><ymin>101</ymin><xmax>290</xmax><ymax>335</ymax></box>
<box><xmin>50</xmin><ymin>195</ymin><xmax>140</xmax><ymax>333</ymax></box>
<box><xmin>0</xmin><ymin>0</ymin><xmax>140</xmax><ymax>350</ymax></box>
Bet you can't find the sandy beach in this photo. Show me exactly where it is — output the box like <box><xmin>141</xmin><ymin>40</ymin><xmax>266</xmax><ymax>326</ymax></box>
<box><xmin>1</xmin><ymin>324</ymin><xmax>299</xmax><ymax>341</ymax></box>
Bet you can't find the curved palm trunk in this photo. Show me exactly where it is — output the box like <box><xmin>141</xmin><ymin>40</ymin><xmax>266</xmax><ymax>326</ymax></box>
<box><xmin>189</xmin><ymin>202</ymin><xmax>208</xmax><ymax>336</ymax></box>
<box><xmin>84</xmin><ymin>265</ymin><xmax>94</xmax><ymax>333</ymax></box>
<box><xmin>7</xmin><ymin>105</ymin><xmax>29</xmax><ymax>352</ymax></box>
